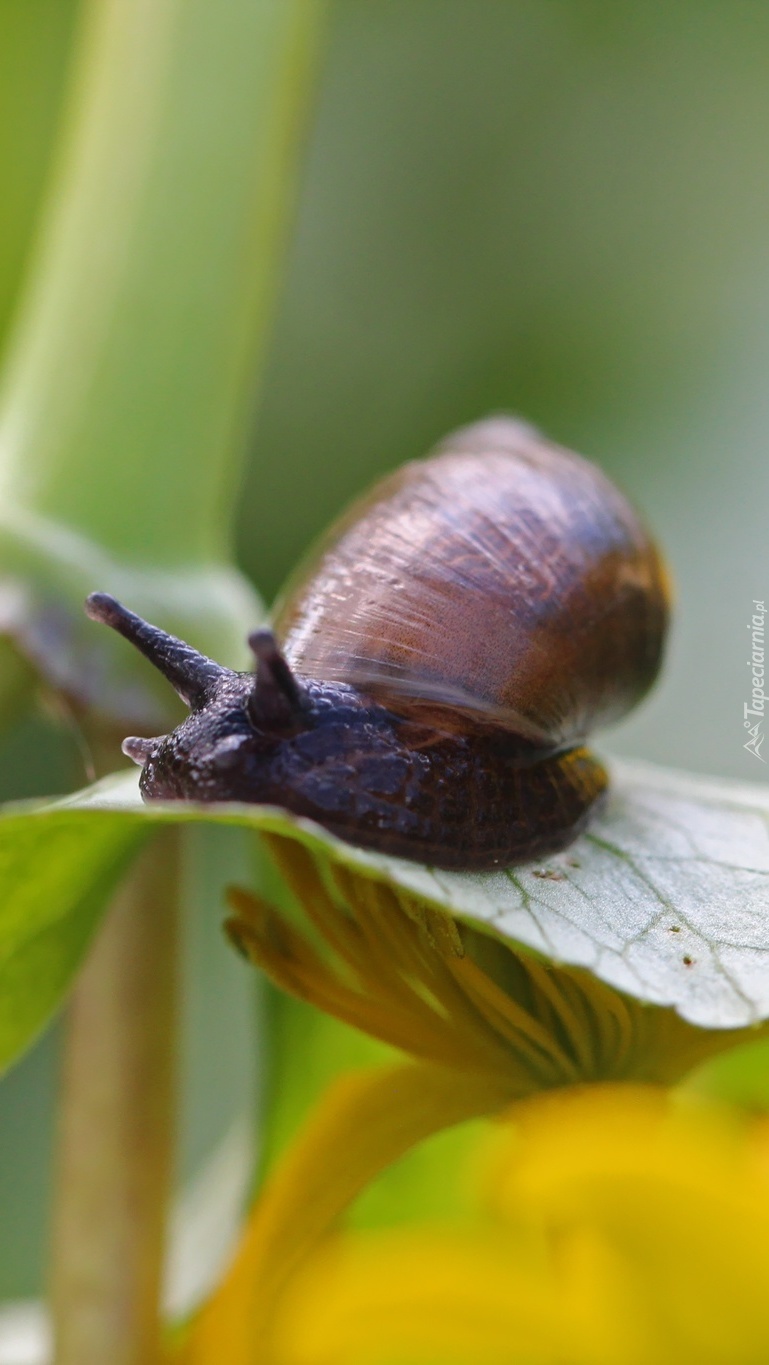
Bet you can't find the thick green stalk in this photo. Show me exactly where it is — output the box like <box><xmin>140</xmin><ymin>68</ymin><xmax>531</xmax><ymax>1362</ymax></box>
<box><xmin>51</xmin><ymin>831</ymin><xmax>179</xmax><ymax>1365</ymax></box>
<box><xmin>0</xmin><ymin>0</ymin><xmax>325</xmax><ymax>719</ymax></box>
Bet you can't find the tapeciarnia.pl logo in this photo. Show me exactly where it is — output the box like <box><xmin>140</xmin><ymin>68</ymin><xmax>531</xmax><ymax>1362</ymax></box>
<box><xmin>744</xmin><ymin>599</ymin><xmax>766</xmax><ymax>762</ymax></box>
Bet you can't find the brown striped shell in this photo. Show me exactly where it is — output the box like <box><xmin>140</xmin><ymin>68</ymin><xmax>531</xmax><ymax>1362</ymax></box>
<box><xmin>274</xmin><ymin>417</ymin><xmax>669</xmax><ymax>752</ymax></box>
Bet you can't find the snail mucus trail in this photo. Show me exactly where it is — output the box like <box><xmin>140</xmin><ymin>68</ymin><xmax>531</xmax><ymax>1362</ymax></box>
<box><xmin>85</xmin><ymin>417</ymin><xmax>669</xmax><ymax>870</ymax></box>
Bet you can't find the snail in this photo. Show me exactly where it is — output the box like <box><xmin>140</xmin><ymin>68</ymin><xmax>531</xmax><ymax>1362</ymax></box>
<box><xmin>85</xmin><ymin>417</ymin><xmax>669</xmax><ymax>870</ymax></box>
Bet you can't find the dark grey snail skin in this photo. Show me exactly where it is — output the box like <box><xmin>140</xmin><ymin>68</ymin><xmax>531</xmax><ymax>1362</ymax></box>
<box><xmin>84</xmin><ymin>592</ymin><xmax>607</xmax><ymax>870</ymax></box>
<box><xmin>84</xmin><ymin>417</ymin><xmax>669</xmax><ymax>871</ymax></box>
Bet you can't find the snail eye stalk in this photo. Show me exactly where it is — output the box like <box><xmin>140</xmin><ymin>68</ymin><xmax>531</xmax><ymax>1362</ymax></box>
<box><xmin>84</xmin><ymin>592</ymin><xmax>227</xmax><ymax>710</ymax></box>
<box><xmin>247</xmin><ymin>630</ymin><xmax>303</xmax><ymax>729</ymax></box>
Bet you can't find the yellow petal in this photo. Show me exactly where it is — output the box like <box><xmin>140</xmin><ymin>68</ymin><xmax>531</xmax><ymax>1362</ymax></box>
<box><xmin>482</xmin><ymin>1085</ymin><xmax>769</xmax><ymax>1363</ymax></box>
<box><xmin>267</xmin><ymin>1085</ymin><xmax>769</xmax><ymax>1365</ymax></box>
<box><xmin>271</xmin><ymin>1228</ymin><xmax>563</xmax><ymax>1365</ymax></box>
<box><xmin>176</xmin><ymin>1061</ymin><xmax>512</xmax><ymax>1364</ymax></box>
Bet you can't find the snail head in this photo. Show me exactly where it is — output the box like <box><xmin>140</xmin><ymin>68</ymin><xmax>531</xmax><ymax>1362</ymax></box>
<box><xmin>84</xmin><ymin>593</ymin><xmax>309</xmax><ymax>802</ymax></box>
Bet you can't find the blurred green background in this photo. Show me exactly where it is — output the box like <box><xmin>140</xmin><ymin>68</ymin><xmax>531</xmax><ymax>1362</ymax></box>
<box><xmin>1</xmin><ymin>0</ymin><xmax>769</xmax><ymax>1302</ymax></box>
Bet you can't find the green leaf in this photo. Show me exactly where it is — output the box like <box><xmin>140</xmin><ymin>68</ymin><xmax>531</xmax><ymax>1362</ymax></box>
<box><xmin>2</xmin><ymin>755</ymin><xmax>768</xmax><ymax>1075</ymax></box>
<box><xmin>0</xmin><ymin>808</ymin><xmax>147</xmax><ymax>1072</ymax></box>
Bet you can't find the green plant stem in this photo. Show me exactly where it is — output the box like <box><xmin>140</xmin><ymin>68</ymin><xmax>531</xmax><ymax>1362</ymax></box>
<box><xmin>50</xmin><ymin>829</ymin><xmax>179</xmax><ymax>1365</ymax></box>
<box><xmin>0</xmin><ymin>0</ymin><xmax>321</xmax><ymax>567</ymax></box>
<box><xmin>0</xmin><ymin>0</ymin><xmax>325</xmax><ymax>715</ymax></box>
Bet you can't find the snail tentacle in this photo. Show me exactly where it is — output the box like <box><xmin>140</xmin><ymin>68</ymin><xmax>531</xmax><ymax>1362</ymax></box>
<box><xmin>121</xmin><ymin>736</ymin><xmax>162</xmax><ymax>766</ymax></box>
<box><xmin>247</xmin><ymin>629</ymin><xmax>304</xmax><ymax>729</ymax></box>
<box><xmin>85</xmin><ymin>592</ymin><xmax>228</xmax><ymax>710</ymax></box>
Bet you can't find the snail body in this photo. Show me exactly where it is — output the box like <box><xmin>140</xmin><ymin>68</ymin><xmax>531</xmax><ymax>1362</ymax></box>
<box><xmin>85</xmin><ymin>418</ymin><xmax>669</xmax><ymax>870</ymax></box>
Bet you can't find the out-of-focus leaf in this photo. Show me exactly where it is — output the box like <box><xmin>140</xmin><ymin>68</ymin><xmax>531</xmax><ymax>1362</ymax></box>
<box><xmin>0</xmin><ymin>807</ymin><xmax>147</xmax><ymax>1072</ymax></box>
<box><xmin>0</xmin><ymin>0</ymin><xmax>79</xmax><ymax>349</ymax></box>
<box><xmin>686</xmin><ymin>1034</ymin><xmax>769</xmax><ymax>1112</ymax></box>
<box><xmin>1</xmin><ymin>756</ymin><xmax>767</xmax><ymax>1075</ymax></box>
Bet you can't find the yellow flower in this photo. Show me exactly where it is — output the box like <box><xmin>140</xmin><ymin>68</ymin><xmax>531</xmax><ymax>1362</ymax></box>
<box><xmin>268</xmin><ymin>1085</ymin><xmax>769</xmax><ymax>1365</ymax></box>
<box><xmin>228</xmin><ymin>833</ymin><xmax>750</xmax><ymax>1096</ymax></box>
<box><xmin>174</xmin><ymin>823</ymin><xmax>769</xmax><ymax>1364</ymax></box>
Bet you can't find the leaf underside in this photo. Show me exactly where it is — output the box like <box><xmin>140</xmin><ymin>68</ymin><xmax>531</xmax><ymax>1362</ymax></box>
<box><xmin>1</xmin><ymin>756</ymin><xmax>768</xmax><ymax>1073</ymax></box>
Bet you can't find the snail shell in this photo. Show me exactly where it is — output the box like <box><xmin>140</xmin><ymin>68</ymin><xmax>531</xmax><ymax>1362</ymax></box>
<box><xmin>276</xmin><ymin>417</ymin><xmax>668</xmax><ymax>746</ymax></box>
<box><xmin>85</xmin><ymin>417</ymin><xmax>669</xmax><ymax>870</ymax></box>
